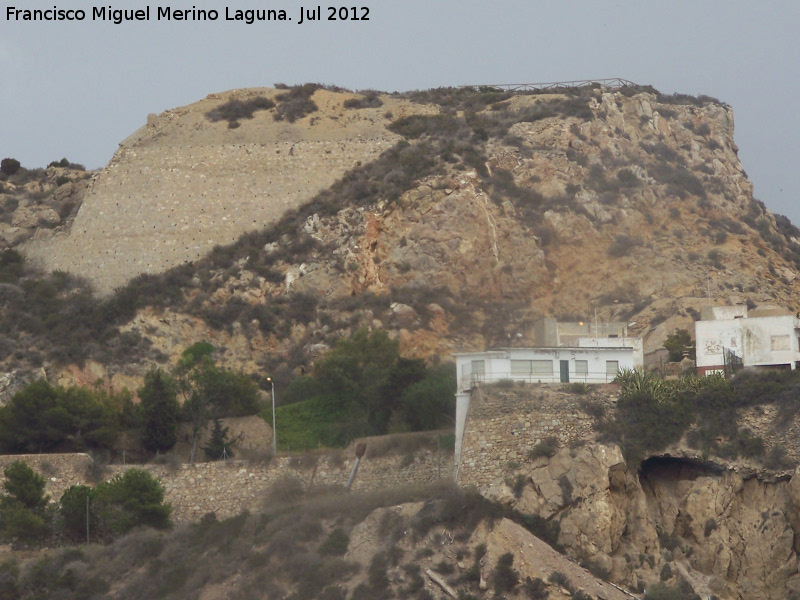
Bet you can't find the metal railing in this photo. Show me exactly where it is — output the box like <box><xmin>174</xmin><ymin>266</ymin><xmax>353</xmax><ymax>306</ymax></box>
<box><xmin>460</xmin><ymin>78</ymin><xmax>636</xmax><ymax>92</ymax></box>
<box><xmin>461</xmin><ymin>370</ymin><xmax>619</xmax><ymax>389</ymax></box>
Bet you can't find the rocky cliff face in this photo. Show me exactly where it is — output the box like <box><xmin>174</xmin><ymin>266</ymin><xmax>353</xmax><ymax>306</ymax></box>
<box><xmin>9</xmin><ymin>84</ymin><xmax>800</xmax><ymax>391</ymax></box>
<box><xmin>465</xmin><ymin>384</ymin><xmax>800</xmax><ymax>600</ymax></box>
<box><xmin>0</xmin><ymin>164</ymin><xmax>90</xmax><ymax>248</ymax></box>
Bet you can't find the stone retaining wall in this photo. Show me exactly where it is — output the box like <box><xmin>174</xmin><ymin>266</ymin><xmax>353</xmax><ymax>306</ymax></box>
<box><xmin>0</xmin><ymin>445</ymin><xmax>453</xmax><ymax>524</ymax></box>
<box><xmin>458</xmin><ymin>383</ymin><xmax>617</xmax><ymax>488</ymax></box>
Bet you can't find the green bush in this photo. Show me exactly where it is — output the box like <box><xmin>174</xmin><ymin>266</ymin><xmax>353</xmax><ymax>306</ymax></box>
<box><xmin>0</xmin><ymin>380</ymin><xmax>122</xmax><ymax>454</ymax></box>
<box><xmin>664</xmin><ymin>329</ymin><xmax>695</xmax><ymax>362</ymax></box>
<box><xmin>203</xmin><ymin>418</ymin><xmax>234</xmax><ymax>460</ymax></box>
<box><xmin>0</xmin><ymin>158</ymin><xmax>20</xmax><ymax>176</ymax></box>
<box><xmin>398</xmin><ymin>364</ymin><xmax>456</xmax><ymax>431</ymax></box>
<box><xmin>90</xmin><ymin>469</ymin><xmax>172</xmax><ymax>537</ymax></box>
<box><xmin>0</xmin><ymin>461</ymin><xmax>51</xmax><ymax>543</ymax></box>
<box><xmin>59</xmin><ymin>484</ymin><xmax>95</xmax><ymax>541</ymax></box>
<box><xmin>272</xmin><ymin>329</ymin><xmax>456</xmax><ymax>448</ymax></box>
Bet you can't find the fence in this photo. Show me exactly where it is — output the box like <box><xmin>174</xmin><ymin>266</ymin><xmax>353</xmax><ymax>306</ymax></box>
<box><xmin>460</xmin><ymin>369</ymin><xmax>618</xmax><ymax>389</ymax></box>
<box><xmin>460</xmin><ymin>78</ymin><xmax>636</xmax><ymax>92</ymax></box>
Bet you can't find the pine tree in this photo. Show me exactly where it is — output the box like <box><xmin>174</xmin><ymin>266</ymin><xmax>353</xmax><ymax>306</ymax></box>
<box><xmin>203</xmin><ymin>418</ymin><xmax>233</xmax><ymax>460</ymax></box>
<box><xmin>138</xmin><ymin>369</ymin><xmax>180</xmax><ymax>453</ymax></box>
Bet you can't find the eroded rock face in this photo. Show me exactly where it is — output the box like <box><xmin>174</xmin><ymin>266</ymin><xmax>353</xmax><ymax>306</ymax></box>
<box><xmin>497</xmin><ymin>446</ymin><xmax>800</xmax><ymax>599</ymax></box>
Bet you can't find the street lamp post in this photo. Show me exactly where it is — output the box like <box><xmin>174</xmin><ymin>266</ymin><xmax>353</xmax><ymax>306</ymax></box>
<box><xmin>267</xmin><ymin>377</ymin><xmax>276</xmax><ymax>455</ymax></box>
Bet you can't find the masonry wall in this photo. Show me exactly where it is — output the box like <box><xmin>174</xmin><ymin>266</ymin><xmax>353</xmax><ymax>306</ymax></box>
<box><xmin>457</xmin><ymin>384</ymin><xmax>616</xmax><ymax>488</ymax></box>
<box><xmin>0</xmin><ymin>445</ymin><xmax>453</xmax><ymax>524</ymax></box>
<box><xmin>24</xmin><ymin>136</ymin><xmax>395</xmax><ymax>294</ymax></box>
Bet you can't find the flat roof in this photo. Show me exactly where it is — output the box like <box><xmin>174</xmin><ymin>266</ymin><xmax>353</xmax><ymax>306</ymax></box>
<box><xmin>452</xmin><ymin>346</ymin><xmax>634</xmax><ymax>356</ymax></box>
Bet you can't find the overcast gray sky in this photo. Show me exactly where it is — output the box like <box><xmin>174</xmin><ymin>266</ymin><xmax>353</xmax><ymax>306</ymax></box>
<box><xmin>2</xmin><ymin>1</ymin><xmax>799</xmax><ymax>225</ymax></box>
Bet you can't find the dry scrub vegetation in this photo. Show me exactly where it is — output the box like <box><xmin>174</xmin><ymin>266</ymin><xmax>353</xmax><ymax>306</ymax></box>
<box><xmin>0</xmin><ymin>480</ymin><xmax>551</xmax><ymax>600</ymax></box>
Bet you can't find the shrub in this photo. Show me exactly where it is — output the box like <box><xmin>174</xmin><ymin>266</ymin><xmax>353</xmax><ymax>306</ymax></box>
<box><xmin>548</xmin><ymin>571</ymin><xmax>573</xmax><ymax>592</ymax></box>
<box><xmin>524</xmin><ymin>576</ymin><xmax>550</xmax><ymax>600</ymax></box>
<box><xmin>435</xmin><ymin>559</ymin><xmax>455</xmax><ymax>574</ymax></box>
<box><xmin>607</xmin><ymin>234</ymin><xmax>643</xmax><ymax>257</ymax></box>
<box><xmin>203</xmin><ymin>418</ymin><xmax>234</xmax><ymax>460</ymax></box>
<box><xmin>343</xmin><ymin>91</ymin><xmax>383</xmax><ymax>109</ymax></box>
<box><xmin>318</xmin><ymin>527</ymin><xmax>350</xmax><ymax>556</ymax></box>
<box><xmin>92</xmin><ymin>469</ymin><xmax>172</xmax><ymax>537</ymax></box>
<box><xmin>0</xmin><ymin>461</ymin><xmax>51</xmax><ymax>543</ymax></box>
<box><xmin>644</xmin><ymin>581</ymin><xmax>701</xmax><ymax>600</ymax></box>
<box><xmin>59</xmin><ymin>484</ymin><xmax>95</xmax><ymax>542</ymax></box>
<box><xmin>205</xmin><ymin>96</ymin><xmax>275</xmax><ymax>126</ymax></box>
<box><xmin>274</xmin><ymin>83</ymin><xmax>321</xmax><ymax>122</ymax></box>
<box><xmin>563</xmin><ymin>382</ymin><xmax>588</xmax><ymax>394</ymax></box>
<box><xmin>763</xmin><ymin>444</ymin><xmax>795</xmax><ymax>470</ymax></box>
<box><xmin>649</xmin><ymin>163</ymin><xmax>706</xmax><ymax>199</ymax></box>
<box><xmin>47</xmin><ymin>157</ymin><xmax>85</xmax><ymax>170</ymax></box>
<box><xmin>0</xmin><ymin>380</ymin><xmax>122</xmax><ymax>454</ymax></box>
<box><xmin>664</xmin><ymin>329</ymin><xmax>695</xmax><ymax>362</ymax></box>
<box><xmin>0</xmin><ymin>158</ymin><xmax>20</xmax><ymax>177</ymax></box>
<box><xmin>529</xmin><ymin>436</ymin><xmax>559</xmax><ymax>459</ymax></box>
<box><xmin>707</xmin><ymin>249</ymin><xmax>724</xmax><ymax>269</ymax></box>
<box><xmin>493</xmin><ymin>552</ymin><xmax>519</xmax><ymax>594</ymax></box>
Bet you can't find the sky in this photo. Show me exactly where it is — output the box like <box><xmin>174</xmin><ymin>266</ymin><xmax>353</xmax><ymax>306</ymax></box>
<box><xmin>2</xmin><ymin>0</ymin><xmax>799</xmax><ymax>225</ymax></box>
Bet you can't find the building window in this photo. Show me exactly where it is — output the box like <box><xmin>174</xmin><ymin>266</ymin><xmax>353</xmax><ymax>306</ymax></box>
<box><xmin>575</xmin><ymin>360</ymin><xmax>588</xmax><ymax>377</ymax></box>
<box><xmin>532</xmin><ymin>360</ymin><xmax>553</xmax><ymax>376</ymax></box>
<box><xmin>605</xmin><ymin>360</ymin><xmax>619</xmax><ymax>378</ymax></box>
<box><xmin>470</xmin><ymin>360</ymin><xmax>485</xmax><ymax>381</ymax></box>
<box><xmin>771</xmin><ymin>335</ymin><xmax>790</xmax><ymax>351</ymax></box>
<box><xmin>510</xmin><ymin>360</ymin><xmax>532</xmax><ymax>376</ymax></box>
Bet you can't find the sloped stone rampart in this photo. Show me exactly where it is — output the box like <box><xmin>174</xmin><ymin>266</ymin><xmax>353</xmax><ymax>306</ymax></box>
<box><xmin>24</xmin><ymin>137</ymin><xmax>395</xmax><ymax>294</ymax></box>
<box><xmin>458</xmin><ymin>384</ymin><xmax>616</xmax><ymax>488</ymax></box>
<box><xmin>0</xmin><ymin>448</ymin><xmax>452</xmax><ymax>524</ymax></box>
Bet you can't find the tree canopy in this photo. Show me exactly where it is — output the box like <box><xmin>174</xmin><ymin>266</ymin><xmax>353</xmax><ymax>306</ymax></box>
<box><xmin>0</xmin><ymin>380</ymin><xmax>124</xmax><ymax>454</ymax></box>
<box><xmin>273</xmin><ymin>328</ymin><xmax>455</xmax><ymax>449</ymax></box>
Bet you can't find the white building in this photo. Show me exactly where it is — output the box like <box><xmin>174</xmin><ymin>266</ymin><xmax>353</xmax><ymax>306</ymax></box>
<box><xmin>452</xmin><ymin>346</ymin><xmax>637</xmax><ymax>476</ymax></box>
<box><xmin>695</xmin><ymin>306</ymin><xmax>800</xmax><ymax>375</ymax></box>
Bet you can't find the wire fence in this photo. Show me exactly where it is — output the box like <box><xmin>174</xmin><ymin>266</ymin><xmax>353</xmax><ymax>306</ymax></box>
<box><xmin>459</xmin><ymin>78</ymin><xmax>637</xmax><ymax>92</ymax></box>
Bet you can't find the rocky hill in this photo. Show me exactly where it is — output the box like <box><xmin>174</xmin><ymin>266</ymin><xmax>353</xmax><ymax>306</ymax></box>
<box><xmin>5</xmin><ymin>83</ymin><xmax>800</xmax><ymax>599</ymax></box>
<box><xmin>4</xmin><ymin>82</ymin><xmax>800</xmax><ymax>393</ymax></box>
<box><xmin>0</xmin><ymin>480</ymin><xmax>640</xmax><ymax>600</ymax></box>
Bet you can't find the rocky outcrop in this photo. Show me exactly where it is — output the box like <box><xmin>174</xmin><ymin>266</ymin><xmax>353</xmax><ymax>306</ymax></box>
<box><xmin>465</xmin><ymin>385</ymin><xmax>800</xmax><ymax>599</ymax></box>
<box><xmin>490</xmin><ymin>448</ymin><xmax>800</xmax><ymax>600</ymax></box>
<box><xmin>0</xmin><ymin>167</ymin><xmax>89</xmax><ymax>250</ymax></box>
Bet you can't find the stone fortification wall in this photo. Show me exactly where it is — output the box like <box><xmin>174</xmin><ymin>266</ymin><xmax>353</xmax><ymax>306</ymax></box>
<box><xmin>0</xmin><ymin>446</ymin><xmax>453</xmax><ymax>524</ymax></box>
<box><xmin>22</xmin><ymin>87</ymin><xmax>423</xmax><ymax>294</ymax></box>
<box><xmin>24</xmin><ymin>137</ymin><xmax>394</xmax><ymax>294</ymax></box>
<box><xmin>458</xmin><ymin>384</ymin><xmax>616</xmax><ymax>488</ymax></box>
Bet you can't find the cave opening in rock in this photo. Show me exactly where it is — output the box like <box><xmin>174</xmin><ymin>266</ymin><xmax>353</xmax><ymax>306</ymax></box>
<box><xmin>638</xmin><ymin>455</ymin><xmax>724</xmax><ymax>484</ymax></box>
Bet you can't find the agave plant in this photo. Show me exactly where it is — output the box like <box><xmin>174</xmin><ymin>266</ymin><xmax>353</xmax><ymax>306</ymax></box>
<box><xmin>614</xmin><ymin>369</ymin><xmax>675</xmax><ymax>403</ymax></box>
